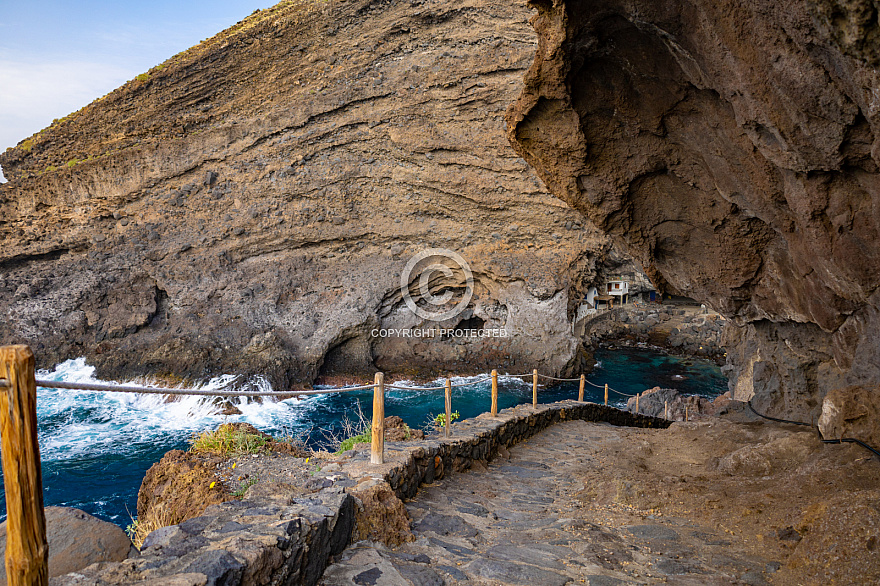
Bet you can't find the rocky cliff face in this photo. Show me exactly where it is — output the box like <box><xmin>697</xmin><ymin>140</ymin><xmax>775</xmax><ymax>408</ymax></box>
<box><xmin>0</xmin><ymin>0</ymin><xmax>642</xmax><ymax>387</ymax></box>
<box><xmin>507</xmin><ymin>0</ymin><xmax>880</xmax><ymax>419</ymax></box>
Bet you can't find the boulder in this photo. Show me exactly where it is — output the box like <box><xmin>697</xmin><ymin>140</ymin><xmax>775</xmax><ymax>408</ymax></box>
<box><xmin>627</xmin><ymin>387</ymin><xmax>714</xmax><ymax>421</ymax></box>
<box><xmin>348</xmin><ymin>480</ymin><xmax>414</xmax><ymax>547</ymax></box>
<box><xmin>383</xmin><ymin>416</ymin><xmax>425</xmax><ymax>442</ymax></box>
<box><xmin>818</xmin><ymin>385</ymin><xmax>880</xmax><ymax>447</ymax></box>
<box><xmin>0</xmin><ymin>507</ymin><xmax>132</xmax><ymax>584</ymax></box>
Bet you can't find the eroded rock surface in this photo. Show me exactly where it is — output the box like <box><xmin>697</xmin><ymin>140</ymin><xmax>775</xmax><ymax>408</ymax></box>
<box><xmin>507</xmin><ymin>0</ymin><xmax>880</xmax><ymax>420</ymax></box>
<box><xmin>321</xmin><ymin>418</ymin><xmax>880</xmax><ymax>585</ymax></box>
<box><xmin>0</xmin><ymin>0</ymin><xmax>645</xmax><ymax>387</ymax></box>
<box><xmin>0</xmin><ymin>506</ymin><xmax>132</xmax><ymax>584</ymax></box>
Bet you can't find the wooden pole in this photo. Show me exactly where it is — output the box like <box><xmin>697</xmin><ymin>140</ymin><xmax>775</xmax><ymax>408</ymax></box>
<box><xmin>635</xmin><ymin>393</ymin><xmax>640</xmax><ymax>414</ymax></box>
<box><xmin>444</xmin><ymin>377</ymin><xmax>452</xmax><ymax>438</ymax></box>
<box><xmin>490</xmin><ymin>369</ymin><xmax>498</xmax><ymax>417</ymax></box>
<box><xmin>0</xmin><ymin>346</ymin><xmax>48</xmax><ymax>586</ymax></box>
<box><xmin>604</xmin><ymin>383</ymin><xmax>609</xmax><ymax>406</ymax></box>
<box><xmin>685</xmin><ymin>404</ymin><xmax>689</xmax><ymax>422</ymax></box>
<box><xmin>664</xmin><ymin>399</ymin><xmax>668</xmax><ymax>420</ymax></box>
<box><xmin>371</xmin><ymin>372</ymin><xmax>385</xmax><ymax>465</ymax></box>
<box><xmin>578</xmin><ymin>375</ymin><xmax>585</xmax><ymax>402</ymax></box>
<box><xmin>532</xmin><ymin>369</ymin><xmax>538</xmax><ymax>408</ymax></box>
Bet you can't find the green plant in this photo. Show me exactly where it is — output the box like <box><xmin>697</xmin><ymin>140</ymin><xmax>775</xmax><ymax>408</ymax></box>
<box><xmin>232</xmin><ymin>476</ymin><xmax>258</xmax><ymax>498</ymax></box>
<box><xmin>190</xmin><ymin>424</ymin><xmax>268</xmax><ymax>456</ymax></box>
<box><xmin>135</xmin><ymin>72</ymin><xmax>150</xmax><ymax>82</ymax></box>
<box><xmin>434</xmin><ymin>411</ymin><xmax>460</xmax><ymax>427</ymax></box>
<box><xmin>325</xmin><ymin>401</ymin><xmax>372</xmax><ymax>454</ymax></box>
<box><xmin>20</xmin><ymin>139</ymin><xmax>33</xmax><ymax>152</ymax></box>
<box><xmin>336</xmin><ymin>430</ymin><xmax>371</xmax><ymax>454</ymax></box>
<box><xmin>66</xmin><ymin>158</ymin><xmax>80</xmax><ymax>168</ymax></box>
<box><xmin>44</xmin><ymin>165</ymin><xmax>57</xmax><ymax>173</ymax></box>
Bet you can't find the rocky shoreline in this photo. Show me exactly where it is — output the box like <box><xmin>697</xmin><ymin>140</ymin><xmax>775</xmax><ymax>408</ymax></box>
<box><xmin>580</xmin><ymin>303</ymin><xmax>727</xmax><ymax>361</ymax></box>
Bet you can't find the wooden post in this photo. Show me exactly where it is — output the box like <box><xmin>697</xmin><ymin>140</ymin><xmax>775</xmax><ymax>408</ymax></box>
<box><xmin>635</xmin><ymin>393</ymin><xmax>640</xmax><ymax>414</ymax></box>
<box><xmin>604</xmin><ymin>383</ymin><xmax>609</xmax><ymax>406</ymax></box>
<box><xmin>0</xmin><ymin>346</ymin><xmax>48</xmax><ymax>586</ymax></box>
<box><xmin>578</xmin><ymin>375</ymin><xmax>585</xmax><ymax>402</ymax></box>
<box><xmin>532</xmin><ymin>369</ymin><xmax>538</xmax><ymax>408</ymax></box>
<box><xmin>444</xmin><ymin>377</ymin><xmax>452</xmax><ymax>438</ymax></box>
<box><xmin>664</xmin><ymin>399</ymin><xmax>668</xmax><ymax>420</ymax></box>
<box><xmin>490</xmin><ymin>369</ymin><xmax>498</xmax><ymax>417</ymax></box>
<box><xmin>685</xmin><ymin>404</ymin><xmax>689</xmax><ymax>422</ymax></box>
<box><xmin>371</xmin><ymin>372</ymin><xmax>385</xmax><ymax>465</ymax></box>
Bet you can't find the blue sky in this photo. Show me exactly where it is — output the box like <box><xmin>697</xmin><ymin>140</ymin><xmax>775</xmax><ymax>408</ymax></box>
<box><xmin>0</xmin><ymin>0</ymin><xmax>275</xmax><ymax>181</ymax></box>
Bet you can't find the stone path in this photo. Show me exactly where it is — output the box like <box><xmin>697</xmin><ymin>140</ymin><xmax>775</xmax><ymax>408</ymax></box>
<box><xmin>321</xmin><ymin>420</ymin><xmax>775</xmax><ymax>585</ymax></box>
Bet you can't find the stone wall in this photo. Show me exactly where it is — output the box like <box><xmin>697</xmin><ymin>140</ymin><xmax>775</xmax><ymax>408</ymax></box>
<box><xmin>54</xmin><ymin>401</ymin><xmax>667</xmax><ymax>585</ymax></box>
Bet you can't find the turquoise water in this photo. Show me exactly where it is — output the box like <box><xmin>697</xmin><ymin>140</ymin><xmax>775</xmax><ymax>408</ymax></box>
<box><xmin>0</xmin><ymin>348</ymin><xmax>727</xmax><ymax>529</ymax></box>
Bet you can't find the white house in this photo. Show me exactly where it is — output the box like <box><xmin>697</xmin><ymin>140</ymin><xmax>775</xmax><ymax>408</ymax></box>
<box><xmin>606</xmin><ymin>280</ymin><xmax>629</xmax><ymax>304</ymax></box>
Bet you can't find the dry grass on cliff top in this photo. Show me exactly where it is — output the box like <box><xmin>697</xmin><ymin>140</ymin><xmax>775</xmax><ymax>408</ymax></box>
<box><xmin>6</xmin><ymin>0</ymin><xmax>321</xmax><ymax>163</ymax></box>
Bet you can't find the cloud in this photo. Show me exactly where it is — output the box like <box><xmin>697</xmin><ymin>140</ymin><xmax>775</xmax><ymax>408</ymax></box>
<box><xmin>0</xmin><ymin>59</ymin><xmax>134</xmax><ymax>151</ymax></box>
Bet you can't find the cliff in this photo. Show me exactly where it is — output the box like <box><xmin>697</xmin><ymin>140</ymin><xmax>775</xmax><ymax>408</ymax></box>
<box><xmin>507</xmin><ymin>0</ymin><xmax>880</xmax><ymax>419</ymax></box>
<box><xmin>0</xmin><ymin>0</ymin><xmax>643</xmax><ymax>387</ymax></box>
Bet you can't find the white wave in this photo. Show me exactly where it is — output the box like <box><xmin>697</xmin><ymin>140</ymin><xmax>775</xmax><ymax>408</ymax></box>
<box><xmin>35</xmin><ymin>358</ymin><xmax>313</xmax><ymax>462</ymax></box>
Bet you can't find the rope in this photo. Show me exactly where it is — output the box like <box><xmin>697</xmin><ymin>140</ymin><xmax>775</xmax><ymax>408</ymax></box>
<box><xmin>536</xmin><ymin>374</ymin><xmax>583</xmax><ymax>382</ymax></box>
<box><xmin>450</xmin><ymin>376</ymin><xmax>493</xmax><ymax>388</ymax></box>
<box><xmin>33</xmin><ymin>369</ymin><xmax>637</xmax><ymax>402</ymax></box>
<box><xmin>385</xmin><ymin>383</ymin><xmax>447</xmax><ymax>391</ymax></box>
<box><xmin>35</xmin><ymin>379</ymin><xmax>375</xmax><ymax>397</ymax></box>
<box><xmin>385</xmin><ymin>376</ymin><xmax>494</xmax><ymax>391</ymax></box>
<box><xmin>748</xmin><ymin>400</ymin><xmax>880</xmax><ymax>460</ymax></box>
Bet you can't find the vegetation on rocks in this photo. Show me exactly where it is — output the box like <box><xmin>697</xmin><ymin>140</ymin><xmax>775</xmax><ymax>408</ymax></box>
<box><xmin>190</xmin><ymin>423</ymin><xmax>270</xmax><ymax>456</ymax></box>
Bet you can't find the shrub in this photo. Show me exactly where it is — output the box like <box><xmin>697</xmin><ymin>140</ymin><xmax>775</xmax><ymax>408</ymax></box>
<box><xmin>434</xmin><ymin>411</ymin><xmax>460</xmax><ymax>427</ymax></box>
<box><xmin>190</xmin><ymin>424</ymin><xmax>268</xmax><ymax>456</ymax></box>
<box><xmin>135</xmin><ymin>73</ymin><xmax>150</xmax><ymax>82</ymax></box>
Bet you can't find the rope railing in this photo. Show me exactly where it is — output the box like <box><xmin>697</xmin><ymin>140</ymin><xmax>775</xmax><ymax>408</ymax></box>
<box><xmin>33</xmin><ymin>379</ymin><xmax>376</xmax><ymax>397</ymax></box>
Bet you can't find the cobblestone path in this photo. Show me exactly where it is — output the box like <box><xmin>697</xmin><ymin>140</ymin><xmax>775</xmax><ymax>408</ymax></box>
<box><xmin>322</xmin><ymin>420</ymin><xmax>775</xmax><ymax>585</ymax></box>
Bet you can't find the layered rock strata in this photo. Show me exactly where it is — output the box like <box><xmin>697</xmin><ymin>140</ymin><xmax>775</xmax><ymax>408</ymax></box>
<box><xmin>507</xmin><ymin>0</ymin><xmax>880</xmax><ymax>419</ymax></box>
<box><xmin>0</xmin><ymin>0</ymin><xmax>645</xmax><ymax>387</ymax></box>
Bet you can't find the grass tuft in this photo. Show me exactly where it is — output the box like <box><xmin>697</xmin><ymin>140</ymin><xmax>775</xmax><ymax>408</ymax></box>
<box><xmin>126</xmin><ymin>503</ymin><xmax>182</xmax><ymax>549</ymax></box>
<box><xmin>190</xmin><ymin>424</ymin><xmax>268</xmax><ymax>456</ymax></box>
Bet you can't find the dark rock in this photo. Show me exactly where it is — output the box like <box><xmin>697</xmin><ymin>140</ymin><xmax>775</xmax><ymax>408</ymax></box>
<box><xmin>353</xmin><ymin>567</ymin><xmax>382</xmax><ymax>585</ymax></box>
<box><xmin>0</xmin><ymin>506</ymin><xmax>132</xmax><ymax>582</ymax></box>
<box><xmin>466</xmin><ymin>558</ymin><xmax>570</xmax><ymax>586</ymax></box>
<box><xmin>436</xmin><ymin>564</ymin><xmax>468</xmax><ymax>581</ymax></box>
<box><xmin>183</xmin><ymin>549</ymin><xmax>245</xmax><ymax>586</ymax></box>
<box><xmin>413</xmin><ymin>513</ymin><xmax>479</xmax><ymax>538</ymax></box>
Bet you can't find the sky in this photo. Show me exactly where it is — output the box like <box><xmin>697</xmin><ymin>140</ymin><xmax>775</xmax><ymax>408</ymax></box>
<box><xmin>0</xmin><ymin>0</ymin><xmax>276</xmax><ymax>181</ymax></box>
